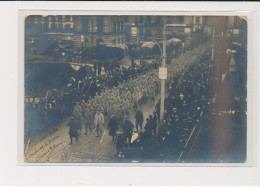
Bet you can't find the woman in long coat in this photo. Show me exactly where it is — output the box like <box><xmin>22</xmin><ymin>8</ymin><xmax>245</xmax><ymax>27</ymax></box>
<box><xmin>107</xmin><ymin>115</ymin><xmax>118</xmax><ymax>141</ymax></box>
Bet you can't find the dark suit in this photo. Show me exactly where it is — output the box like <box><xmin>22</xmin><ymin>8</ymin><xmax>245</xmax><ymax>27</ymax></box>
<box><xmin>135</xmin><ymin>110</ymin><xmax>144</xmax><ymax>131</ymax></box>
<box><xmin>108</xmin><ymin>117</ymin><xmax>118</xmax><ymax>137</ymax></box>
<box><xmin>122</xmin><ymin>119</ymin><xmax>134</xmax><ymax>145</ymax></box>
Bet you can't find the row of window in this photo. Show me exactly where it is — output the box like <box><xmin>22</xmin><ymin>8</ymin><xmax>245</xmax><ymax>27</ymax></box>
<box><xmin>26</xmin><ymin>16</ymin><xmax>198</xmax><ymax>25</ymax></box>
<box><xmin>79</xmin><ymin>19</ymin><xmax>125</xmax><ymax>33</ymax></box>
<box><xmin>26</xmin><ymin>15</ymin><xmax>73</xmax><ymax>23</ymax></box>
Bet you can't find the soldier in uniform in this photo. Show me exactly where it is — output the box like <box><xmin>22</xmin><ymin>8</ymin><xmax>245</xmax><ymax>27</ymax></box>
<box><xmin>94</xmin><ymin>109</ymin><xmax>104</xmax><ymax>137</ymax></box>
<box><xmin>72</xmin><ymin>102</ymin><xmax>83</xmax><ymax>133</ymax></box>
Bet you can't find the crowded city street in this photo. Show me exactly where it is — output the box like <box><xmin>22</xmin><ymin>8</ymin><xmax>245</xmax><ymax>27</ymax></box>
<box><xmin>25</xmin><ymin>42</ymin><xmax>216</xmax><ymax>163</ymax></box>
<box><xmin>24</xmin><ymin>15</ymin><xmax>247</xmax><ymax>163</ymax></box>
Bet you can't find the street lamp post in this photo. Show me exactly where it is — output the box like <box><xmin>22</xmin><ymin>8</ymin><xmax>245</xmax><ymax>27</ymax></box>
<box><xmin>148</xmin><ymin>38</ymin><xmax>163</xmax><ymax>63</ymax></box>
<box><xmin>160</xmin><ymin>16</ymin><xmax>167</xmax><ymax>122</ymax></box>
<box><xmin>148</xmin><ymin>17</ymin><xmax>167</xmax><ymax>122</ymax></box>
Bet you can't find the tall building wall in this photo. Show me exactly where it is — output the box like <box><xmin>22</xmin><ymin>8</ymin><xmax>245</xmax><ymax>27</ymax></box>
<box><xmin>103</xmin><ymin>16</ymin><xmax>113</xmax><ymax>33</ymax></box>
<box><xmin>184</xmin><ymin>16</ymin><xmax>193</xmax><ymax>25</ymax></box>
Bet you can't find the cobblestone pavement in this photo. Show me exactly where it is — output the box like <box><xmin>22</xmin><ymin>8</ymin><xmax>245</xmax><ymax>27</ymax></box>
<box><xmin>60</xmin><ymin>95</ymin><xmax>160</xmax><ymax>163</ymax></box>
<box><xmin>24</xmin><ymin>94</ymin><xmax>160</xmax><ymax>163</ymax></box>
<box><xmin>25</xmin><ymin>45</ymin><xmax>210</xmax><ymax>163</ymax></box>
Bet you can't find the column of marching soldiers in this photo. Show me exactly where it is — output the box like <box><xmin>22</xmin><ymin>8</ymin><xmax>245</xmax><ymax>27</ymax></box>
<box><xmin>24</xmin><ymin>59</ymin><xmax>159</xmax><ymax>140</ymax></box>
<box><xmin>67</xmin><ymin>42</ymin><xmax>212</xmax><ymax>161</ymax></box>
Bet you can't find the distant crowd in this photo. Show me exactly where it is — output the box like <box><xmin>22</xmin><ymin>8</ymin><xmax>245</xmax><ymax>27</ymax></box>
<box><xmin>67</xmin><ymin>42</ymin><xmax>212</xmax><ymax>162</ymax></box>
<box><xmin>25</xmin><ymin>41</ymin><xmax>213</xmax><ymax>162</ymax></box>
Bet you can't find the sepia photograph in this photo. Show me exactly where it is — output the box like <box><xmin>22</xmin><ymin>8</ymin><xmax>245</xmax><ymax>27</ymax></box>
<box><xmin>24</xmin><ymin>15</ymin><xmax>247</xmax><ymax>163</ymax></box>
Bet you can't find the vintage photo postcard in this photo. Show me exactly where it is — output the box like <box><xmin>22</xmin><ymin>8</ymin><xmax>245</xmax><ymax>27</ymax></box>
<box><xmin>24</xmin><ymin>15</ymin><xmax>247</xmax><ymax>163</ymax></box>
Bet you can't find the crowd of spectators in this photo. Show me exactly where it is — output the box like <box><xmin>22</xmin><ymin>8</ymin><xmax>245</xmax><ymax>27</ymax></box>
<box><xmin>25</xmin><ymin>41</ymin><xmax>212</xmax><ymax>161</ymax></box>
<box><xmin>154</xmin><ymin>50</ymin><xmax>213</xmax><ymax>161</ymax></box>
<box><xmin>113</xmin><ymin>43</ymin><xmax>212</xmax><ymax>161</ymax></box>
